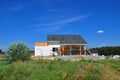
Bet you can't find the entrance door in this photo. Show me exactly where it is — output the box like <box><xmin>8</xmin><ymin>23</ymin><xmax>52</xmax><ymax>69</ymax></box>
<box><xmin>52</xmin><ymin>48</ymin><xmax>58</xmax><ymax>56</ymax></box>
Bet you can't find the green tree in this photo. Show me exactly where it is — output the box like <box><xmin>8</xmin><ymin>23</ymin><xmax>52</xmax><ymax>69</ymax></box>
<box><xmin>0</xmin><ymin>49</ymin><xmax>2</xmax><ymax>53</ymax></box>
<box><xmin>0</xmin><ymin>49</ymin><xmax>3</xmax><ymax>55</ymax></box>
<box><xmin>90</xmin><ymin>46</ymin><xmax>120</xmax><ymax>56</ymax></box>
<box><xmin>4</xmin><ymin>42</ymin><xmax>30</xmax><ymax>63</ymax></box>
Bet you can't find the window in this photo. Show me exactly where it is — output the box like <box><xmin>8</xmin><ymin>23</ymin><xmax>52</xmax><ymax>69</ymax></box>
<box><xmin>52</xmin><ymin>48</ymin><xmax>58</xmax><ymax>52</ymax></box>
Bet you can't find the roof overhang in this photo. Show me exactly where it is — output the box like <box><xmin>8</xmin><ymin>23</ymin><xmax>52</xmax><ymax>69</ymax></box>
<box><xmin>60</xmin><ymin>44</ymin><xmax>87</xmax><ymax>46</ymax></box>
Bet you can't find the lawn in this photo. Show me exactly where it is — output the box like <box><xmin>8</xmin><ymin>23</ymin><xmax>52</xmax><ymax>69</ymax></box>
<box><xmin>0</xmin><ymin>59</ymin><xmax>120</xmax><ymax>80</ymax></box>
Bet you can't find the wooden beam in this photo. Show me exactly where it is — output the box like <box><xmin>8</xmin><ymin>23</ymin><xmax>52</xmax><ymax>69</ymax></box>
<box><xmin>70</xmin><ymin>45</ymin><xmax>72</xmax><ymax>55</ymax></box>
<box><xmin>80</xmin><ymin>46</ymin><xmax>81</xmax><ymax>55</ymax></box>
<box><xmin>35</xmin><ymin>42</ymin><xmax>48</xmax><ymax>46</ymax></box>
<box><xmin>61</xmin><ymin>44</ymin><xmax>87</xmax><ymax>46</ymax></box>
<box><xmin>48</xmin><ymin>41</ymin><xmax>60</xmax><ymax>42</ymax></box>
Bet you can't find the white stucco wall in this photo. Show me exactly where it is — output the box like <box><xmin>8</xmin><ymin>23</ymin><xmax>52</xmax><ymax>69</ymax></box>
<box><xmin>35</xmin><ymin>45</ymin><xmax>60</xmax><ymax>56</ymax></box>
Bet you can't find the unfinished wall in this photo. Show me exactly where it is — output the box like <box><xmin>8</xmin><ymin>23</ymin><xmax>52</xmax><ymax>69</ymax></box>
<box><xmin>35</xmin><ymin>42</ymin><xmax>60</xmax><ymax>56</ymax></box>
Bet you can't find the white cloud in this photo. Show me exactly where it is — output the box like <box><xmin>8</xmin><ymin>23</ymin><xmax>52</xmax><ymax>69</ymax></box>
<box><xmin>31</xmin><ymin>15</ymin><xmax>88</xmax><ymax>27</ymax></box>
<box><xmin>59</xmin><ymin>15</ymin><xmax>87</xmax><ymax>24</ymax></box>
<box><xmin>30</xmin><ymin>14</ymin><xmax>90</xmax><ymax>34</ymax></box>
<box><xmin>97</xmin><ymin>30</ymin><xmax>104</xmax><ymax>34</ymax></box>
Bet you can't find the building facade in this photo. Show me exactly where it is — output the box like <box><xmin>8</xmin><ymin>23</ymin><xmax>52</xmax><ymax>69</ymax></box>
<box><xmin>35</xmin><ymin>35</ymin><xmax>87</xmax><ymax>56</ymax></box>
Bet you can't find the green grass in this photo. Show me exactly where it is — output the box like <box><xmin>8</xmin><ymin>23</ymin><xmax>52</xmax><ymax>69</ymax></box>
<box><xmin>0</xmin><ymin>59</ymin><xmax>120</xmax><ymax>80</ymax></box>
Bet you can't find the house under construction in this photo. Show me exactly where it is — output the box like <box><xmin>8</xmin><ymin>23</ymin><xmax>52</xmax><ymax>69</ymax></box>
<box><xmin>35</xmin><ymin>35</ymin><xmax>88</xmax><ymax>56</ymax></box>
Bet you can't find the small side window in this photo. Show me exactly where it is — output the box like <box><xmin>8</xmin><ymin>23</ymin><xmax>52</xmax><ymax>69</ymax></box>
<box><xmin>52</xmin><ymin>48</ymin><xmax>58</xmax><ymax>52</ymax></box>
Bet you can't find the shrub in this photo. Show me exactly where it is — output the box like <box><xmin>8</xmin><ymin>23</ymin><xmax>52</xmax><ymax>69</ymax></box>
<box><xmin>4</xmin><ymin>42</ymin><xmax>30</xmax><ymax>63</ymax></box>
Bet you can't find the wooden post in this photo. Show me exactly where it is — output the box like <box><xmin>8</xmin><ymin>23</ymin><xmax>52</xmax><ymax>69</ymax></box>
<box><xmin>70</xmin><ymin>45</ymin><xmax>72</xmax><ymax>55</ymax></box>
<box><xmin>80</xmin><ymin>46</ymin><xmax>81</xmax><ymax>55</ymax></box>
<box><xmin>84</xmin><ymin>46</ymin><xmax>86</xmax><ymax>55</ymax></box>
<box><xmin>58</xmin><ymin>48</ymin><xmax>61</xmax><ymax>56</ymax></box>
<box><xmin>62</xmin><ymin>46</ymin><xmax>64</xmax><ymax>56</ymax></box>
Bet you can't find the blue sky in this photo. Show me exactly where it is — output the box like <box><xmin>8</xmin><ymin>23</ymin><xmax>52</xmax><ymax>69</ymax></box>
<box><xmin>0</xmin><ymin>0</ymin><xmax>120</xmax><ymax>51</ymax></box>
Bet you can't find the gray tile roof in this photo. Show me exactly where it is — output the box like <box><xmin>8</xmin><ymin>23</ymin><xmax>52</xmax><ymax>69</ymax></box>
<box><xmin>47</xmin><ymin>35</ymin><xmax>87</xmax><ymax>44</ymax></box>
<box><xmin>48</xmin><ymin>41</ymin><xmax>60</xmax><ymax>45</ymax></box>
